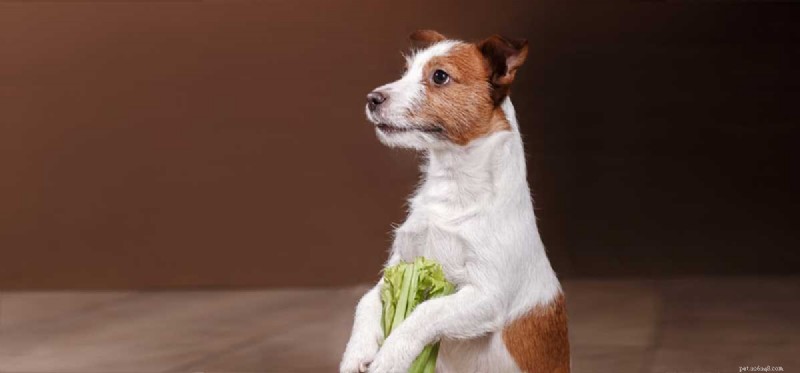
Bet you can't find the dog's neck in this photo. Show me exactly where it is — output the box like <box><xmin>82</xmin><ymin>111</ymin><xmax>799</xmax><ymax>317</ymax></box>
<box><xmin>414</xmin><ymin>102</ymin><xmax>526</xmax><ymax>210</ymax></box>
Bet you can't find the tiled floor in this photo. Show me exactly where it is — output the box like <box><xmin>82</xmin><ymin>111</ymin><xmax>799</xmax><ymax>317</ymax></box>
<box><xmin>0</xmin><ymin>277</ymin><xmax>797</xmax><ymax>373</ymax></box>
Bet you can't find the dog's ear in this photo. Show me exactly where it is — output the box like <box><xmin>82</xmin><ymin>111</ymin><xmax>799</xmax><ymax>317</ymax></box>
<box><xmin>478</xmin><ymin>35</ymin><xmax>528</xmax><ymax>104</ymax></box>
<box><xmin>409</xmin><ymin>29</ymin><xmax>447</xmax><ymax>49</ymax></box>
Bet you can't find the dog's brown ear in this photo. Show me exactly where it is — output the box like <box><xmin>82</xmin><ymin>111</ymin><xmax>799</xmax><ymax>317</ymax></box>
<box><xmin>409</xmin><ymin>29</ymin><xmax>447</xmax><ymax>49</ymax></box>
<box><xmin>478</xmin><ymin>35</ymin><xmax>528</xmax><ymax>104</ymax></box>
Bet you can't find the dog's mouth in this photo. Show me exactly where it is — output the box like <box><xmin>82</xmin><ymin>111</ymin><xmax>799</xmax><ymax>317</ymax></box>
<box><xmin>376</xmin><ymin>123</ymin><xmax>443</xmax><ymax>134</ymax></box>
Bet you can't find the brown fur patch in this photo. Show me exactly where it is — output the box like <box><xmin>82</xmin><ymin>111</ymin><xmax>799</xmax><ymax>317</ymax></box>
<box><xmin>503</xmin><ymin>293</ymin><xmax>570</xmax><ymax>373</ymax></box>
<box><xmin>478</xmin><ymin>35</ymin><xmax>529</xmax><ymax>105</ymax></box>
<box><xmin>415</xmin><ymin>44</ymin><xmax>510</xmax><ymax>145</ymax></box>
<box><xmin>409</xmin><ymin>29</ymin><xmax>447</xmax><ymax>49</ymax></box>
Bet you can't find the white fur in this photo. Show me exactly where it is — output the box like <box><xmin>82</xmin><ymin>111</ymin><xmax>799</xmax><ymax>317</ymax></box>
<box><xmin>342</xmin><ymin>43</ymin><xmax>562</xmax><ymax>373</ymax></box>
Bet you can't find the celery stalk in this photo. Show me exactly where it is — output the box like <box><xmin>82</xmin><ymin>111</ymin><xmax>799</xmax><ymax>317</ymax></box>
<box><xmin>380</xmin><ymin>257</ymin><xmax>455</xmax><ymax>373</ymax></box>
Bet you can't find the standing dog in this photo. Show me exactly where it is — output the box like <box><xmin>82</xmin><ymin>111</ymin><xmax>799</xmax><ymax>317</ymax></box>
<box><xmin>341</xmin><ymin>30</ymin><xmax>569</xmax><ymax>373</ymax></box>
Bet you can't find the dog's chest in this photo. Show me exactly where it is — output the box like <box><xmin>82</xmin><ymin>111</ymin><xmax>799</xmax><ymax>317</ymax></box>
<box><xmin>393</xmin><ymin>219</ymin><xmax>469</xmax><ymax>284</ymax></box>
<box><xmin>390</xmin><ymin>160</ymin><xmax>497</xmax><ymax>285</ymax></box>
<box><xmin>392</xmin><ymin>195</ymin><xmax>482</xmax><ymax>285</ymax></box>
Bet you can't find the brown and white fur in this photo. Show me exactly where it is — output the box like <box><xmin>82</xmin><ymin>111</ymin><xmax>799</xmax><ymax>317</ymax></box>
<box><xmin>341</xmin><ymin>30</ymin><xmax>569</xmax><ymax>373</ymax></box>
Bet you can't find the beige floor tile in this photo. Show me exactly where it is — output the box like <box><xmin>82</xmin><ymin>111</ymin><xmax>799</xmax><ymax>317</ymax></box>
<box><xmin>178</xmin><ymin>286</ymin><xmax>365</xmax><ymax>373</ymax></box>
<box><xmin>0</xmin><ymin>291</ymin><xmax>134</xmax><ymax>330</ymax></box>
<box><xmin>650</xmin><ymin>277</ymin><xmax>800</xmax><ymax>373</ymax></box>
<box><xmin>657</xmin><ymin>277</ymin><xmax>800</xmax><ymax>346</ymax></box>
<box><xmin>2</xmin><ymin>278</ymin><xmax>795</xmax><ymax>373</ymax></box>
<box><xmin>564</xmin><ymin>279</ymin><xmax>662</xmax><ymax>348</ymax></box>
<box><xmin>571</xmin><ymin>345</ymin><xmax>652</xmax><ymax>373</ymax></box>
<box><xmin>649</xmin><ymin>343</ymin><xmax>798</xmax><ymax>373</ymax></box>
<box><xmin>0</xmin><ymin>289</ymin><xmax>340</xmax><ymax>373</ymax></box>
<box><xmin>658</xmin><ymin>318</ymin><xmax>799</xmax><ymax>347</ymax></box>
<box><xmin>658</xmin><ymin>277</ymin><xmax>800</xmax><ymax>302</ymax></box>
<box><xmin>659</xmin><ymin>277</ymin><xmax>800</xmax><ymax>321</ymax></box>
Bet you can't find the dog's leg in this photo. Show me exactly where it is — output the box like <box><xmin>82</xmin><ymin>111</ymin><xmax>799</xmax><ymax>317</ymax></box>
<box><xmin>341</xmin><ymin>254</ymin><xmax>401</xmax><ymax>373</ymax></box>
<box><xmin>340</xmin><ymin>282</ymin><xmax>384</xmax><ymax>373</ymax></box>
<box><xmin>368</xmin><ymin>285</ymin><xmax>502</xmax><ymax>373</ymax></box>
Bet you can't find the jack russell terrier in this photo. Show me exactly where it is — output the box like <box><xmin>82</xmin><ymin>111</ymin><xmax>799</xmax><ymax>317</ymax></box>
<box><xmin>341</xmin><ymin>30</ymin><xmax>569</xmax><ymax>373</ymax></box>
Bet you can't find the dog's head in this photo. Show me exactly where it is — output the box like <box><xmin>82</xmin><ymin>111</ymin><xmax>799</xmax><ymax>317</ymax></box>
<box><xmin>366</xmin><ymin>30</ymin><xmax>528</xmax><ymax>149</ymax></box>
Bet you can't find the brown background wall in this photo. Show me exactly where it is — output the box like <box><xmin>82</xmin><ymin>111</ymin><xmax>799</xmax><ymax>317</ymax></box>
<box><xmin>1</xmin><ymin>1</ymin><xmax>798</xmax><ymax>289</ymax></box>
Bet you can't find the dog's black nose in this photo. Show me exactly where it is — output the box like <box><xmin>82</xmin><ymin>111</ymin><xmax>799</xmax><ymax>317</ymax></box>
<box><xmin>367</xmin><ymin>91</ymin><xmax>387</xmax><ymax>111</ymax></box>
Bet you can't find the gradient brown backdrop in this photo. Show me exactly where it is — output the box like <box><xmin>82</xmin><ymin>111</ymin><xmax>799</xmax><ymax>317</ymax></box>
<box><xmin>1</xmin><ymin>1</ymin><xmax>798</xmax><ymax>289</ymax></box>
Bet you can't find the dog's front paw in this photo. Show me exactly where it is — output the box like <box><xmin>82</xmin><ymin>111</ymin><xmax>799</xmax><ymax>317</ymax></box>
<box><xmin>340</xmin><ymin>337</ymin><xmax>380</xmax><ymax>373</ymax></box>
<box><xmin>367</xmin><ymin>337</ymin><xmax>423</xmax><ymax>373</ymax></box>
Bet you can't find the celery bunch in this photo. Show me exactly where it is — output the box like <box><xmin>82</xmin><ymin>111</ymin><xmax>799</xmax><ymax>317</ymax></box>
<box><xmin>381</xmin><ymin>257</ymin><xmax>456</xmax><ymax>373</ymax></box>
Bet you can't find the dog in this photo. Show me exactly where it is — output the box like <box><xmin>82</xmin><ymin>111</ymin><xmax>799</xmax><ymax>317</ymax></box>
<box><xmin>340</xmin><ymin>30</ymin><xmax>569</xmax><ymax>373</ymax></box>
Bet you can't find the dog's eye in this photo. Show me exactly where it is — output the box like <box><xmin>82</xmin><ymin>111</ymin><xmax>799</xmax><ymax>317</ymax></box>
<box><xmin>432</xmin><ymin>69</ymin><xmax>450</xmax><ymax>85</ymax></box>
